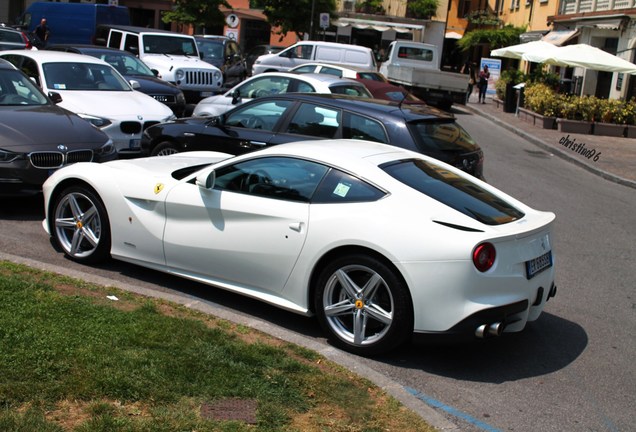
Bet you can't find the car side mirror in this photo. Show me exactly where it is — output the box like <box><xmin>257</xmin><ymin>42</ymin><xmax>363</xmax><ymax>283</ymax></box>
<box><xmin>48</xmin><ymin>91</ymin><xmax>63</xmax><ymax>104</ymax></box>
<box><xmin>195</xmin><ymin>169</ymin><xmax>215</xmax><ymax>189</ymax></box>
<box><xmin>231</xmin><ymin>89</ymin><xmax>241</xmax><ymax>104</ymax></box>
<box><xmin>151</xmin><ymin>69</ymin><xmax>160</xmax><ymax>77</ymax></box>
<box><xmin>128</xmin><ymin>79</ymin><xmax>141</xmax><ymax>89</ymax></box>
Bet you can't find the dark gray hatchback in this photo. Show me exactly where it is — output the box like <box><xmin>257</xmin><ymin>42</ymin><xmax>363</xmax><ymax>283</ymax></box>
<box><xmin>141</xmin><ymin>93</ymin><xmax>484</xmax><ymax>178</ymax></box>
<box><xmin>0</xmin><ymin>59</ymin><xmax>116</xmax><ymax>196</ymax></box>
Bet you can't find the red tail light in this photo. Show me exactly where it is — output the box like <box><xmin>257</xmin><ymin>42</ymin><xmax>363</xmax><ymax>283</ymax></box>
<box><xmin>20</xmin><ymin>32</ymin><xmax>32</xmax><ymax>49</ymax></box>
<box><xmin>472</xmin><ymin>242</ymin><xmax>496</xmax><ymax>272</ymax></box>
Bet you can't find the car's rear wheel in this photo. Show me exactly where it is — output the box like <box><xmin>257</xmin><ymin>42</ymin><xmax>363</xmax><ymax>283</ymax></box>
<box><xmin>52</xmin><ymin>186</ymin><xmax>111</xmax><ymax>264</ymax></box>
<box><xmin>314</xmin><ymin>254</ymin><xmax>413</xmax><ymax>355</ymax></box>
<box><xmin>152</xmin><ymin>141</ymin><xmax>180</xmax><ymax>156</ymax></box>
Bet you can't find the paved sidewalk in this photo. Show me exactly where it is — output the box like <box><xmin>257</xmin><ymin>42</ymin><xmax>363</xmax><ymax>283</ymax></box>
<box><xmin>460</xmin><ymin>97</ymin><xmax>636</xmax><ymax>189</ymax></box>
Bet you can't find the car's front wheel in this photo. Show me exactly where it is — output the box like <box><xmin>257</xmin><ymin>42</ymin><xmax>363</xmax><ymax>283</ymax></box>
<box><xmin>52</xmin><ymin>186</ymin><xmax>111</xmax><ymax>264</ymax></box>
<box><xmin>152</xmin><ymin>141</ymin><xmax>180</xmax><ymax>156</ymax></box>
<box><xmin>314</xmin><ymin>254</ymin><xmax>413</xmax><ymax>355</ymax></box>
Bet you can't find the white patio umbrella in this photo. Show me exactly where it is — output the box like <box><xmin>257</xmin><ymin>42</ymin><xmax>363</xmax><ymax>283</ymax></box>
<box><xmin>490</xmin><ymin>40</ymin><xmax>560</xmax><ymax>60</ymax></box>
<box><xmin>522</xmin><ymin>44</ymin><xmax>636</xmax><ymax>74</ymax></box>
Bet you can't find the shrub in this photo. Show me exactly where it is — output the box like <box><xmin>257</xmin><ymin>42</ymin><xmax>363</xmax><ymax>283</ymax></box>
<box><xmin>523</xmin><ymin>83</ymin><xmax>561</xmax><ymax>117</ymax></box>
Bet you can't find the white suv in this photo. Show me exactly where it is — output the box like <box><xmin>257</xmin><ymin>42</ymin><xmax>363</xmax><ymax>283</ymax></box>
<box><xmin>96</xmin><ymin>25</ymin><xmax>223</xmax><ymax>103</ymax></box>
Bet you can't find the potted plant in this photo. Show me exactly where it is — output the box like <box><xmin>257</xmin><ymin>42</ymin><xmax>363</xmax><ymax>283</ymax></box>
<box><xmin>557</xmin><ymin>95</ymin><xmax>595</xmax><ymax>134</ymax></box>
<box><xmin>595</xmin><ymin>98</ymin><xmax>626</xmax><ymax>137</ymax></box>
<box><xmin>522</xmin><ymin>83</ymin><xmax>558</xmax><ymax>129</ymax></box>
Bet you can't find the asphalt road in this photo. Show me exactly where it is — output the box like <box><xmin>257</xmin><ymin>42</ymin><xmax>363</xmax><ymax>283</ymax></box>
<box><xmin>0</xmin><ymin>108</ymin><xmax>634</xmax><ymax>431</ymax></box>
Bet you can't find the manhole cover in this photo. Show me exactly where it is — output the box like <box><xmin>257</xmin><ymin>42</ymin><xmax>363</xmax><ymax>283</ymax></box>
<box><xmin>200</xmin><ymin>399</ymin><xmax>258</xmax><ymax>424</ymax></box>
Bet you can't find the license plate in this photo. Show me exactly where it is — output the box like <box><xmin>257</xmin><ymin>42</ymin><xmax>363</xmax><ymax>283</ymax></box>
<box><xmin>200</xmin><ymin>91</ymin><xmax>213</xmax><ymax>97</ymax></box>
<box><xmin>129</xmin><ymin>139</ymin><xmax>141</xmax><ymax>149</ymax></box>
<box><xmin>526</xmin><ymin>251</ymin><xmax>552</xmax><ymax>279</ymax></box>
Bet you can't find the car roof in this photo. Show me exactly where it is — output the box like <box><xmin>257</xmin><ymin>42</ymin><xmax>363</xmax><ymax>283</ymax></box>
<box><xmin>47</xmin><ymin>44</ymin><xmax>133</xmax><ymax>56</ymax></box>
<box><xmin>97</xmin><ymin>25</ymin><xmax>192</xmax><ymax>37</ymax></box>
<box><xmin>250</xmin><ymin>71</ymin><xmax>365</xmax><ymax>86</ymax></box>
<box><xmin>0</xmin><ymin>50</ymin><xmax>111</xmax><ymax>66</ymax></box>
<box><xmin>291</xmin><ymin>62</ymin><xmax>377</xmax><ymax>73</ymax></box>
<box><xmin>240</xmin><ymin>93</ymin><xmax>450</xmax><ymax>120</ymax></box>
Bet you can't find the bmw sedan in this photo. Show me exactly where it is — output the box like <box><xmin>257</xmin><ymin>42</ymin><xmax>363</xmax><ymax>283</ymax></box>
<box><xmin>42</xmin><ymin>140</ymin><xmax>556</xmax><ymax>355</ymax></box>
<box><xmin>0</xmin><ymin>59</ymin><xmax>115</xmax><ymax>196</ymax></box>
<box><xmin>143</xmin><ymin>93</ymin><xmax>485</xmax><ymax>178</ymax></box>
<box><xmin>46</xmin><ymin>45</ymin><xmax>187</xmax><ymax>117</ymax></box>
<box><xmin>192</xmin><ymin>72</ymin><xmax>371</xmax><ymax>117</ymax></box>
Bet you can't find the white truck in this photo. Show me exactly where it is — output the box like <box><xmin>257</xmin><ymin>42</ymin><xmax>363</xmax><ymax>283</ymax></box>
<box><xmin>379</xmin><ymin>41</ymin><xmax>467</xmax><ymax>110</ymax></box>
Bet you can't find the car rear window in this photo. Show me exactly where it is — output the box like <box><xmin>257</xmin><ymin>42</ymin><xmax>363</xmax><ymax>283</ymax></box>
<box><xmin>408</xmin><ymin>120</ymin><xmax>479</xmax><ymax>153</ymax></box>
<box><xmin>381</xmin><ymin>159</ymin><xmax>524</xmax><ymax>225</ymax></box>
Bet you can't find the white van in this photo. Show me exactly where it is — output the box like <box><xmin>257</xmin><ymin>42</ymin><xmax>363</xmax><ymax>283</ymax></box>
<box><xmin>251</xmin><ymin>41</ymin><xmax>376</xmax><ymax>75</ymax></box>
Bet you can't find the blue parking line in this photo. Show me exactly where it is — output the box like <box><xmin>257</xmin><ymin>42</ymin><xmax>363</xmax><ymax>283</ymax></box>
<box><xmin>405</xmin><ymin>386</ymin><xmax>502</xmax><ymax>432</ymax></box>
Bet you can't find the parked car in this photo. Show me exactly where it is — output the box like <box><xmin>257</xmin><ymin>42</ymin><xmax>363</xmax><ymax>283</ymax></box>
<box><xmin>47</xmin><ymin>44</ymin><xmax>186</xmax><ymax>117</ymax></box>
<box><xmin>0</xmin><ymin>58</ymin><xmax>115</xmax><ymax>196</ymax></box>
<box><xmin>0</xmin><ymin>24</ymin><xmax>33</xmax><ymax>51</ymax></box>
<box><xmin>42</xmin><ymin>139</ymin><xmax>556</xmax><ymax>355</ymax></box>
<box><xmin>252</xmin><ymin>41</ymin><xmax>376</xmax><ymax>75</ymax></box>
<box><xmin>194</xmin><ymin>35</ymin><xmax>247</xmax><ymax>88</ymax></box>
<box><xmin>356</xmin><ymin>78</ymin><xmax>427</xmax><ymax>106</ymax></box>
<box><xmin>142</xmin><ymin>93</ymin><xmax>485</xmax><ymax>179</ymax></box>
<box><xmin>192</xmin><ymin>72</ymin><xmax>372</xmax><ymax>117</ymax></box>
<box><xmin>0</xmin><ymin>50</ymin><xmax>175</xmax><ymax>157</ymax></box>
<box><xmin>245</xmin><ymin>44</ymin><xmax>284</xmax><ymax>76</ymax></box>
<box><xmin>289</xmin><ymin>62</ymin><xmax>388</xmax><ymax>82</ymax></box>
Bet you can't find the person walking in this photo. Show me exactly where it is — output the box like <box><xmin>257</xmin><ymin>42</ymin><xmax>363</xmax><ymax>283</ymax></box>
<box><xmin>33</xmin><ymin>18</ymin><xmax>50</xmax><ymax>48</ymax></box>
<box><xmin>478</xmin><ymin>65</ymin><xmax>490</xmax><ymax>104</ymax></box>
<box><xmin>463</xmin><ymin>61</ymin><xmax>477</xmax><ymax>103</ymax></box>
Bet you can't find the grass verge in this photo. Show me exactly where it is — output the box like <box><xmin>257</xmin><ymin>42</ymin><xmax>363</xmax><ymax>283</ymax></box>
<box><xmin>0</xmin><ymin>260</ymin><xmax>435</xmax><ymax>431</ymax></box>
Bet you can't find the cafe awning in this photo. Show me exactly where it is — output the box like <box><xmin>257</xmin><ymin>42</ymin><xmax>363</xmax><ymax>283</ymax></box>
<box><xmin>333</xmin><ymin>18</ymin><xmax>424</xmax><ymax>33</ymax></box>
<box><xmin>541</xmin><ymin>29</ymin><xmax>579</xmax><ymax>46</ymax></box>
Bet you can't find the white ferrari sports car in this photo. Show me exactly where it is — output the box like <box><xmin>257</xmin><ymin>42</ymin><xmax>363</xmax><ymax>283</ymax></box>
<box><xmin>42</xmin><ymin>139</ymin><xmax>557</xmax><ymax>355</ymax></box>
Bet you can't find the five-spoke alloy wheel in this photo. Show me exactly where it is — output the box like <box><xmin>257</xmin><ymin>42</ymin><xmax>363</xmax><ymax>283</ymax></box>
<box><xmin>52</xmin><ymin>186</ymin><xmax>111</xmax><ymax>263</ymax></box>
<box><xmin>315</xmin><ymin>254</ymin><xmax>413</xmax><ymax>355</ymax></box>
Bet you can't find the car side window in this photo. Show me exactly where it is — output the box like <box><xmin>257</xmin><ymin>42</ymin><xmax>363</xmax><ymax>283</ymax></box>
<box><xmin>107</xmin><ymin>31</ymin><xmax>123</xmax><ymax>49</ymax></box>
<box><xmin>225</xmin><ymin>100</ymin><xmax>293</xmax><ymax>130</ymax></box>
<box><xmin>292</xmin><ymin>65</ymin><xmax>315</xmax><ymax>74</ymax></box>
<box><xmin>20</xmin><ymin>58</ymin><xmax>41</xmax><ymax>87</ymax></box>
<box><xmin>285</xmin><ymin>103</ymin><xmax>340</xmax><ymax>138</ymax></box>
<box><xmin>342</xmin><ymin>112</ymin><xmax>388</xmax><ymax>143</ymax></box>
<box><xmin>312</xmin><ymin>169</ymin><xmax>385</xmax><ymax>203</ymax></box>
<box><xmin>293</xmin><ymin>79</ymin><xmax>315</xmax><ymax>93</ymax></box>
<box><xmin>124</xmin><ymin>34</ymin><xmax>139</xmax><ymax>54</ymax></box>
<box><xmin>214</xmin><ymin>157</ymin><xmax>329</xmax><ymax>202</ymax></box>
<box><xmin>238</xmin><ymin>76</ymin><xmax>291</xmax><ymax>99</ymax></box>
<box><xmin>320</xmin><ymin>67</ymin><xmax>343</xmax><ymax>77</ymax></box>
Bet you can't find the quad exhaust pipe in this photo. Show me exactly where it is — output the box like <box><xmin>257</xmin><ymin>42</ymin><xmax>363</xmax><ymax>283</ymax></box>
<box><xmin>475</xmin><ymin>322</ymin><xmax>504</xmax><ymax>338</ymax></box>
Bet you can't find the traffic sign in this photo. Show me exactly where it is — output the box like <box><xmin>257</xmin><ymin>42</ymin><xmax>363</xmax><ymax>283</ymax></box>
<box><xmin>319</xmin><ymin>13</ymin><xmax>330</xmax><ymax>29</ymax></box>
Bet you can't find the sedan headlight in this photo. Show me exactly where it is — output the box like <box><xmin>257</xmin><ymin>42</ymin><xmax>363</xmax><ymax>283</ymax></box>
<box><xmin>78</xmin><ymin>113</ymin><xmax>112</xmax><ymax>129</ymax></box>
<box><xmin>0</xmin><ymin>149</ymin><xmax>21</xmax><ymax>163</ymax></box>
<box><xmin>94</xmin><ymin>139</ymin><xmax>115</xmax><ymax>156</ymax></box>
<box><xmin>175</xmin><ymin>69</ymin><xmax>185</xmax><ymax>80</ymax></box>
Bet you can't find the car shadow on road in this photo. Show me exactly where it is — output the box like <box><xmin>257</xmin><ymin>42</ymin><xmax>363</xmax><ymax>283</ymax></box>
<box><xmin>375</xmin><ymin>313</ymin><xmax>587</xmax><ymax>383</ymax></box>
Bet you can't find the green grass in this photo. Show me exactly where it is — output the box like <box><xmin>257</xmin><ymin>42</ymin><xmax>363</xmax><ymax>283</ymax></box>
<box><xmin>0</xmin><ymin>261</ymin><xmax>434</xmax><ymax>431</ymax></box>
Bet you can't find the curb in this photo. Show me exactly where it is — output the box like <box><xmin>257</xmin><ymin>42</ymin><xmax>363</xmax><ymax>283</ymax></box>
<box><xmin>460</xmin><ymin>105</ymin><xmax>636</xmax><ymax>190</ymax></box>
<box><xmin>0</xmin><ymin>251</ymin><xmax>459</xmax><ymax>432</ymax></box>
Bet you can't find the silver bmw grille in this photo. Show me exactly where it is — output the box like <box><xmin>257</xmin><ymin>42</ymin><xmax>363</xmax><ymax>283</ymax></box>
<box><xmin>29</xmin><ymin>150</ymin><xmax>94</xmax><ymax>169</ymax></box>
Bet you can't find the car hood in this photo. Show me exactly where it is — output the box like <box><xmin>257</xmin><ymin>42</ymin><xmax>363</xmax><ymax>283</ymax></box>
<box><xmin>142</xmin><ymin>55</ymin><xmax>220</xmax><ymax>72</ymax></box>
<box><xmin>125</xmin><ymin>75</ymin><xmax>181</xmax><ymax>95</ymax></box>
<box><xmin>55</xmin><ymin>90</ymin><xmax>174</xmax><ymax>120</ymax></box>
<box><xmin>0</xmin><ymin>106</ymin><xmax>109</xmax><ymax>151</ymax></box>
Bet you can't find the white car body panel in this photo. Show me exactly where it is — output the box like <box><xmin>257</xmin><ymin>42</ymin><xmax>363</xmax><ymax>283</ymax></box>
<box><xmin>42</xmin><ymin>140</ymin><xmax>557</xmax><ymax>337</ymax></box>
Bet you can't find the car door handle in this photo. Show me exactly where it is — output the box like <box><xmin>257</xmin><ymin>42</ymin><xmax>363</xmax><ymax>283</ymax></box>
<box><xmin>289</xmin><ymin>222</ymin><xmax>304</xmax><ymax>232</ymax></box>
<box><xmin>184</xmin><ymin>132</ymin><xmax>195</xmax><ymax>137</ymax></box>
<box><xmin>250</xmin><ymin>141</ymin><xmax>267</xmax><ymax>147</ymax></box>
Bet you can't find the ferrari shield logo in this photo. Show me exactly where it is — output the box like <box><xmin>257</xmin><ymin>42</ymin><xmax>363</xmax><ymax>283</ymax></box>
<box><xmin>154</xmin><ymin>183</ymin><xmax>164</xmax><ymax>194</ymax></box>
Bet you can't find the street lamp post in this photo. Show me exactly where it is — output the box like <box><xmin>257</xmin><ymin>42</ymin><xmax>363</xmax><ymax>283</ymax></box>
<box><xmin>309</xmin><ymin>0</ymin><xmax>316</xmax><ymax>40</ymax></box>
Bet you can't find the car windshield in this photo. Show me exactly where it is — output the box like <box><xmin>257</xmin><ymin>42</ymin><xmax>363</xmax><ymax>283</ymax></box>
<box><xmin>43</xmin><ymin>62</ymin><xmax>131</xmax><ymax>91</ymax></box>
<box><xmin>98</xmin><ymin>52</ymin><xmax>154</xmax><ymax>77</ymax></box>
<box><xmin>143</xmin><ymin>35</ymin><xmax>198</xmax><ymax>56</ymax></box>
<box><xmin>409</xmin><ymin>120</ymin><xmax>479</xmax><ymax>153</ymax></box>
<box><xmin>196</xmin><ymin>40</ymin><xmax>224</xmax><ymax>59</ymax></box>
<box><xmin>0</xmin><ymin>68</ymin><xmax>48</xmax><ymax>106</ymax></box>
<box><xmin>381</xmin><ymin>159</ymin><xmax>525</xmax><ymax>225</ymax></box>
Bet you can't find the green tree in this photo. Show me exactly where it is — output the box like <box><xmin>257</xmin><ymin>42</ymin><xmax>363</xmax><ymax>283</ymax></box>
<box><xmin>457</xmin><ymin>25</ymin><xmax>525</xmax><ymax>52</ymax></box>
<box><xmin>161</xmin><ymin>0</ymin><xmax>230</xmax><ymax>31</ymax></box>
<box><xmin>257</xmin><ymin>0</ymin><xmax>337</xmax><ymax>40</ymax></box>
<box><xmin>407</xmin><ymin>0</ymin><xmax>439</xmax><ymax>19</ymax></box>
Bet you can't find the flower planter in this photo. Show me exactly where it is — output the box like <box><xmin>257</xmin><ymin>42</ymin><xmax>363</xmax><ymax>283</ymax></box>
<box><xmin>557</xmin><ymin>118</ymin><xmax>593</xmax><ymax>135</ymax></box>
<box><xmin>626</xmin><ymin>125</ymin><xmax>636</xmax><ymax>139</ymax></box>
<box><xmin>517</xmin><ymin>107</ymin><xmax>535</xmax><ymax>124</ymax></box>
<box><xmin>593</xmin><ymin>122</ymin><xmax>626</xmax><ymax>137</ymax></box>
<box><xmin>518</xmin><ymin>108</ymin><xmax>556</xmax><ymax>129</ymax></box>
